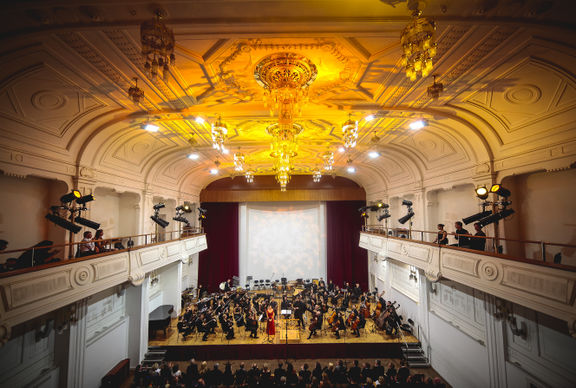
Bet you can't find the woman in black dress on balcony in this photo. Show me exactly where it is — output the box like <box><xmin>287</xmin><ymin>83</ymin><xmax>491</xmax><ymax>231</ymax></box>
<box><xmin>434</xmin><ymin>224</ymin><xmax>449</xmax><ymax>245</ymax></box>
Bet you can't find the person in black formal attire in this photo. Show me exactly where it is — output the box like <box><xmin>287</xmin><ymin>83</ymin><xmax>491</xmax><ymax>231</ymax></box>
<box><xmin>223</xmin><ymin>362</ymin><xmax>234</xmax><ymax>386</ymax></box>
<box><xmin>234</xmin><ymin>363</ymin><xmax>247</xmax><ymax>386</ymax></box>
<box><xmin>274</xmin><ymin>362</ymin><xmax>286</xmax><ymax>385</ymax></box>
<box><xmin>349</xmin><ymin>360</ymin><xmax>361</xmax><ymax>384</ymax></box>
<box><xmin>452</xmin><ymin>221</ymin><xmax>470</xmax><ymax>247</ymax></box>
<box><xmin>470</xmin><ymin>222</ymin><xmax>487</xmax><ymax>251</ymax></box>
<box><xmin>433</xmin><ymin>224</ymin><xmax>449</xmax><ymax>244</ymax></box>
<box><xmin>372</xmin><ymin>360</ymin><xmax>384</xmax><ymax>381</ymax></box>
<box><xmin>293</xmin><ymin>296</ymin><xmax>305</xmax><ymax>328</ymax></box>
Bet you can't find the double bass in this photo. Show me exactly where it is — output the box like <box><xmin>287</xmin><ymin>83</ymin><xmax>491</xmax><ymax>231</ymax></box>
<box><xmin>347</xmin><ymin>311</ymin><xmax>360</xmax><ymax>331</ymax></box>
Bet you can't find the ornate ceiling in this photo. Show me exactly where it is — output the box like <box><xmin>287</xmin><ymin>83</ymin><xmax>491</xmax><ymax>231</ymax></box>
<box><xmin>0</xmin><ymin>0</ymin><xmax>575</xmax><ymax>198</ymax></box>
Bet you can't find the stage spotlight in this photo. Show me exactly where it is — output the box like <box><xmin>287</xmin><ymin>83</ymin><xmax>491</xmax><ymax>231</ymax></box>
<box><xmin>361</xmin><ymin>212</ymin><xmax>369</xmax><ymax>218</ymax></box>
<box><xmin>74</xmin><ymin>216</ymin><xmax>101</xmax><ymax>230</ymax></box>
<box><xmin>462</xmin><ymin>210</ymin><xmax>493</xmax><ymax>225</ymax></box>
<box><xmin>398</xmin><ymin>211</ymin><xmax>415</xmax><ymax>224</ymax></box>
<box><xmin>358</xmin><ymin>206</ymin><xmax>369</xmax><ymax>213</ymax></box>
<box><xmin>478</xmin><ymin>208</ymin><xmax>515</xmax><ymax>227</ymax></box>
<box><xmin>173</xmin><ymin>215</ymin><xmax>191</xmax><ymax>225</ymax></box>
<box><xmin>378</xmin><ymin>212</ymin><xmax>391</xmax><ymax>221</ymax></box>
<box><xmin>475</xmin><ymin>186</ymin><xmax>489</xmax><ymax>200</ymax></box>
<box><xmin>369</xmin><ymin>205</ymin><xmax>380</xmax><ymax>212</ymax></box>
<box><xmin>401</xmin><ymin>199</ymin><xmax>413</xmax><ymax>207</ymax></box>
<box><xmin>45</xmin><ymin>213</ymin><xmax>82</xmax><ymax>233</ymax></box>
<box><xmin>76</xmin><ymin>194</ymin><xmax>95</xmax><ymax>205</ymax></box>
<box><xmin>151</xmin><ymin>215</ymin><xmax>170</xmax><ymax>228</ymax></box>
<box><xmin>61</xmin><ymin>190</ymin><xmax>81</xmax><ymax>203</ymax></box>
<box><xmin>176</xmin><ymin>203</ymin><xmax>193</xmax><ymax>213</ymax></box>
<box><xmin>198</xmin><ymin>207</ymin><xmax>208</xmax><ymax>221</ymax></box>
<box><xmin>490</xmin><ymin>184</ymin><xmax>511</xmax><ymax>198</ymax></box>
<box><xmin>153</xmin><ymin>203</ymin><xmax>165</xmax><ymax>210</ymax></box>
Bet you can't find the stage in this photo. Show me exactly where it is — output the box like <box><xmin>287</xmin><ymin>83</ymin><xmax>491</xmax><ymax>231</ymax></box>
<box><xmin>149</xmin><ymin>317</ymin><xmax>419</xmax><ymax>360</ymax></box>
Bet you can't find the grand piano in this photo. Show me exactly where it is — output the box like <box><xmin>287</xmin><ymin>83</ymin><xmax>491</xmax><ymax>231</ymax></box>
<box><xmin>149</xmin><ymin>304</ymin><xmax>174</xmax><ymax>338</ymax></box>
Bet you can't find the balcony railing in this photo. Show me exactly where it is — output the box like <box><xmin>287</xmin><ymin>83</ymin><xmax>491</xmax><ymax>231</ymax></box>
<box><xmin>362</xmin><ymin>225</ymin><xmax>576</xmax><ymax>268</ymax></box>
<box><xmin>0</xmin><ymin>228</ymin><xmax>204</xmax><ymax>277</ymax></box>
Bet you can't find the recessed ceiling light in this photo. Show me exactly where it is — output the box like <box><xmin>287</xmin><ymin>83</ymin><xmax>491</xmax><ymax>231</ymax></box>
<box><xmin>143</xmin><ymin>123</ymin><xmax>159</xmax><ymax>132</ymax></box>
<box><xmin>409</xmin><ymin>119</ymin><xmax>428</xmax><ymax>131</ymax></box>
<box><xmin>222</xmin><ymin>148</ymin><xmax>230</xmax><ymax>155</ymax></box>
<box><xmin>187</xmin><ymin>153</ymin><xmax>199</xmax><ymax>160</ymax></box>
<box><xmin>210</xmin><ymin>168</ymin><xmax>219</xmax><ymax>175</ymax></box>
<box><xmin>368</xmin><ymin>151</ymin><xmax>380</xmax><ymax>159</ymax></box>
<box><xmin>338</xmin><ymin>146</ymin><xmax>346</xmax><ymax>153</ymax></box>
<box><xmin>195</xmin><ymin>116</ymin><xmax>205</xmax><ymax>125</ymax></box>
<box><xmin>365</xmin><ymin>114</ymin><xmax>375</xmax><ymax>122</ymax></box>
<box><xmin>347</xmin><ymin>166</ymin><xmax>356</xmax><ymax>173</ymax></box>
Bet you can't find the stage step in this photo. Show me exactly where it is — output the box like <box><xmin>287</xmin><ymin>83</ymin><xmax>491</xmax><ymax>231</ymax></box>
<box><xmin>401</xmin><ymin>342</ymin><xmax>429</xmax><ymax>368</ymax></box>
<box><xmin>143</xmin><ymin>346</ymin><xmax>168</xmax><ymax>365</ymax></box>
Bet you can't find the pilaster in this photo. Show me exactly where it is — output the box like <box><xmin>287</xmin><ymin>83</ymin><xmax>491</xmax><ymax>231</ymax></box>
<box><xmin>484</xmin><ymin>294</ymin><xmax>508</xmax><ymax>388</ymax></box>
<box><xmin>67</xmin><ymin>298</ymin><xmax>88</xmax><ymax>388</ymax></box>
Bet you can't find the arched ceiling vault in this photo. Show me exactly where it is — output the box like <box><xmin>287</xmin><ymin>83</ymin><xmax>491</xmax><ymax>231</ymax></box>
<box><xmin>1</xmin><ymin>1</ymin><xmax>575</xmax><ymax>198</ymax></box>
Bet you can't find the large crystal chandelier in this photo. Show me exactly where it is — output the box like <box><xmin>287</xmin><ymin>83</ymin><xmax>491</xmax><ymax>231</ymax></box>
<box><xmin>400</xmin><ymin>10</ymin><xmax>437</xmax><ymax>81</ymax></box>
<box><xmin>234</xmin><ymin>152</ymin><xmax>245</xmax><ymax>172</ymax></box>
<box><xmin>211</xmin><ymin>117</ymin><xmax>228</xmax><ymax>153</ymax></box>
<box><xmin>140</xmin><ymin>10</ymin><xmax>175</xmax><ymax>80</ymax></box>
<box><xmin>255</xmin><ymin>53</ymin><xmax>317</xmax><ymax>190</ymax></box>
<box><xmin>245</xmin><ymin>170</ymin><xmax>255</xmax><ymax>183</ymax></box>
<box><xmin>342</xmin><ymin>114</ymin><xmax>358</xmax><ymax>149</ymax></box>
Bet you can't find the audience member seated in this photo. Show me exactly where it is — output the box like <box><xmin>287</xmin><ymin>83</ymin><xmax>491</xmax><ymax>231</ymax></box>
<box><xmin>93</xmin><ymin>229</ymin><xmax>110</xmax><ymax>253</ymax></box>
<box><xmin>469</xmin><ymin>222</ymin><xmax>487</xmax><ymax>251</ymax></box>
<box><xmin>0</xmin><ymin>240</ymin><xmax>61</xmax><ymax>271</ymax></box>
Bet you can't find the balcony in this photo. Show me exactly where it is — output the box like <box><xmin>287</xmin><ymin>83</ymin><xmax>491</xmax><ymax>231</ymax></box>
<box><xmin>0</xmin><ymin>232</ymin><xmax>207</xmax><ymax>344</ymax></box>
<box><xmin>359</xmin><ymin>230</ymin><xmax>576</xmax><ymax>336</ymax></box>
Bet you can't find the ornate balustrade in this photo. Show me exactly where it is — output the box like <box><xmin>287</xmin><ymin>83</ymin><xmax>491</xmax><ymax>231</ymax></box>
<box><xmin>360</xmin><ymin>232</ymin><xmax>576</xmax><ymax>336</ymax></box>
<box><xmin>0</xmin><ymin>234</ymin><xmax>207</xmax><ymax>344</ymax></box>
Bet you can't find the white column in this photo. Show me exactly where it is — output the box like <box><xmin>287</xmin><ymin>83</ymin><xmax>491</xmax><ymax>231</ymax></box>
<box><xmin>417</xmin><ymin>272</ymin><xmax>432</xmax><ymax>358</ymax></box>
<box><xmin>67</xmin><ymin>298</ymin><xmax>88</xmax><ymax>388</ymax></box>
<box><xmin>484</xmin><ymin>294</ymin><xmax>508</xmax><ymax>388</ymax></box>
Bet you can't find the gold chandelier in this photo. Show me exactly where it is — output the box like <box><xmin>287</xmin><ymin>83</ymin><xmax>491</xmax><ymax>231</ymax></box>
<box><xmin>322</xmin><ymin>151</ymin><xmax>334</xmax><ymax>171</ymax></box>
<box><xmin>140</xmin><ymin>10</ymin><xmax>175</xmax><ymax>80</ymax></box>
<box><xmin>342</xmin><ymin>114</ymin><xmax>358</xmax><ymax>149</ymax></box>
<box><xmin>313</xmin><ymin>169</ymin><xmax>322</xmax><ymax>183</ymax></box>
<box><xmin>400</xmin><ymin>10</ymin><xmax>437</xmax><ymax>81</ymax></box>
<box><xmin>255</xmin><ymin>53</ymin><xmax>317</xmax><ymax>190</ymax></box>
<box><xmin>211</xmin><ymin>117</ymin><xmax>228</xmax><ymax>153</ymax></box>
<box><xmin>245</xmin><ymin>170</ymin><xmax>255</xmax><ymax>183</ymax></box>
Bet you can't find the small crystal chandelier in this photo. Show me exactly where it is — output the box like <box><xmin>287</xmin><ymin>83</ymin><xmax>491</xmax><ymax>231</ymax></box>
<box><xmin>313</xmin><ymin>169</ymin><xmax>322</xmax><ymax>183</ymax></box>
<box><xmin>211</xmin><ymin>117</ymin><xmax>228</xmax><ymax>153</ymax></box>
<box><xmin>342</xmin><ymin>114</ymin><xmax>358</xmax><ymax>149</ymax></box>
<box><xmin>274</xmin><ymin>155</ymin><xmax>292</xmax><ymax>192</ymax></box>
<box><xmin>140</xmin><ymin>9</ymin><xmax>175</xmax><ymax>80</ymax></box>
<box><xmin>427</xmin><ymin>75</ymin><xmax>444</xmax><ymax>99</ymax></box>
<box><xmin>234</xmin><ymin>152</ymin><xmax>245</xmax><ymax>172</ymax></box>
<box><xmin>400</xmin><ymin>10</ymin><xmax>437</xmax><ymax>81</ymax></box>
<box><xmin>322</xmin><ymin>151</ymin><xmax>334</xmax><ymax>171</ymax></box>
<box><xmin>245</xmin><ymin>170</ymin><xmax>255</xmax><ymax>183</ymax></box>
<box><xmin>128</xmin><ymin>77</ymin><xmax>144</xmax><ymax>104</ymax></box>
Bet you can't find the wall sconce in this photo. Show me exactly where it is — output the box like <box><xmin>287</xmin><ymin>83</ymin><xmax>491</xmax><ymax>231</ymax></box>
<box><xmin>430</xmin><ymin>283</ymin><xmax>437</xmax><ymax>294</ymax></box>
<box><xmin>408</xmin><ymin>265</ymin><xmax>418</xmax><ymax>282</ymax></box>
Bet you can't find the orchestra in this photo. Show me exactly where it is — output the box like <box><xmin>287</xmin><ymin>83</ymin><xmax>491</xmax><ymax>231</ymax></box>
<box><xmin>176</xmin><ymin>279</ymin><xmax>408</xmax><ymax>344</ymax></box>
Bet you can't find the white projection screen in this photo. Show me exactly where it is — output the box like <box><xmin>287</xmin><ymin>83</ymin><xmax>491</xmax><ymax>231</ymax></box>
<box><xmin>239</xmin><ymin>202</ymin><xmax>326</xmax><ymax>285</ymax></box>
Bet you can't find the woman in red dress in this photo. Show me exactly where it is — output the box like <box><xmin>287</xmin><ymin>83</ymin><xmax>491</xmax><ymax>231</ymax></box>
<box><xmin>266</xmin><ymin>304</ymin><xmax>275</xmax><ymax>336</ymax></box>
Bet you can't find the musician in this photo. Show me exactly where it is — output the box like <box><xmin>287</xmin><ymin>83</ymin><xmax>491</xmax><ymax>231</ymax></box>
<box><xmin>327</xmin><ymin>279</ymin><xmax>335</xmax><ymax>292</ymax></box>
<box><xmin>347</xmin><ymin>310</ymin><xmax>361</xmax><ymax>337</ymax></box>
<box><xmin>266</xmin><ymin>304</ymin><xmax>275</xmax><ymax>337</ymax></box>
<box><xmin>224</xmin><ymin>278</ymin><xmax>232</xmax><ymax>292</ymax></box>
<box><xmin>293</xmin><ymin>296</ymin><xmax>305</xmax><ymax>328</ymax></box>
<box><xmin>352</xmin><ymin>283</ymin><xmax>362</xmax><ymax>301</ymax></box>
<box><xmin>307</xmin><ymin>312</ymin><xmax>319</xmax><ymax>339</ymax></box>
<box><xmin>246</xmin><ymin>309</ymin><xmax>259</xmax><ymax>338</ymax></box>
<box><xmin>221</xmin><ymin>314</ymin><xmax>235</xmax><ymax>340</ymax></box>
<box><xmin>280</xmin><ymin>295</ymin><xmax>291</xmax><ymax>311</ymax></box>
<box><xmin>332</xmin><ymin>312</ymin><xmax>346</xmax><ymax>339</ymax></box>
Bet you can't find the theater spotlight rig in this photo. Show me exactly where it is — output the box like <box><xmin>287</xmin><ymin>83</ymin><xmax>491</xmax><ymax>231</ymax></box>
<box><xmin>463</xmin><ymin>184</ymin><xmax>515</xmax><ymax>228</ymax></box>
<box><xmin>151</xmin><ymin>203</ymin><xmax>169</xmax><ymax>228</ymax></box>
<box><xmin>398</xmin><ymin>199</ymin><xmax>415</xmax><ymax>238</ymax></box>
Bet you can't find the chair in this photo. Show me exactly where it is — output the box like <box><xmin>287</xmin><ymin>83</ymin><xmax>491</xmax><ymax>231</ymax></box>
<box><xmin>265</xmin><ymin>279</ymin><xmax>271</xmax><ymax>289</ymax></box>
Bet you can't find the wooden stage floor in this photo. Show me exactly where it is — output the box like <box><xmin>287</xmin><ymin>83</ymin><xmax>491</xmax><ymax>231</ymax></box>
<box><xmin>149</xmin><ymin>317</ymin><xmax>419</xmax><ymax>347</ymax></box>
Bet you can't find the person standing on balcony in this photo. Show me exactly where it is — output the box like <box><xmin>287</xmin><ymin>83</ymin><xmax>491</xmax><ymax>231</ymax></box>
<box><xmin>470</xmin><ymin>223</ymin><xmax>487</xmax><ymax>251</ymax></box>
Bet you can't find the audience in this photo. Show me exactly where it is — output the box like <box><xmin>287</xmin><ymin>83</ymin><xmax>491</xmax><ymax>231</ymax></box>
<box><xmin>469</xmin><ymin>223</ymin><xmax>486</xmax><ymax>251</ymax></box>
<box><xmin>78</xmin><ymin>231</ymin><xmax>96</xmax><ymax>257</ymax></box>
<box><xmin>130</xmin><ymin>359</ymin><xmax>446</xmax><ymax>388</ymax></box>
<box><xmin>451</xmin><ymin>221</ymin><xmax>470</xmax><ymax>248</ymax></box>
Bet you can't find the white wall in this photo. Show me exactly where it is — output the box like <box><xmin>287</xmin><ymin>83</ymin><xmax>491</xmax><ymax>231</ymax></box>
<box><xmin>91</xmin><ymin>188</ymin><xmax>140</xmax><ymax>241</ymax></box>
<box><xmin>0</xmin><ymin>174</ymin><xmax>67</xmax><ymax>252</ymax></box>
<box><xmin>502</xmin><ymin>169</ymin><xmax>576</xmax><ymax>265</ymax></box>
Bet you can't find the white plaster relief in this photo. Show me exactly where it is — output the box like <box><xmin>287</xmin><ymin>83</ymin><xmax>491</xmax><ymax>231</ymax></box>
<box><xmin>501</xmin><ymin>266</ymin><xmax>572</xmax><ymax>303</ymax></box>
<box><xmin>441</xmin><ymin>252</ymin><xmax>480</xmax><ymax>277</ymax></box>
<box><xmin>8</xmin><ymin>273</ymin><xmax>72</xmax><ymax>308</ymax></box>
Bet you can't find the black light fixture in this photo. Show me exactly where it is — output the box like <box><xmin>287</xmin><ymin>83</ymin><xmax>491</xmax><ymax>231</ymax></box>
<box><xmin>151</xmin><ymin>215</ymin><xmax>170</xmax><ymax>228</ymax></box>
<box><xmin>398</xmin><ymin>199</ymin><xmax>414</xmax><ymax>224</ymax></box>
<box><xmin>173</xmin><ymin>215</ymin><xmax>191</xmax><ymax>225</ymax></box>
<box><xmin>198</xmin><ymin>207</ymin><xmax>208</xmax><ymax>221</ymax></box>
<box><xmin>477</xmin><ymin>208</ymin><xmax>515</xmax><ymax>227</ymax></box>
<box><xmin>357</xmin><ymin>205</ymin><xmax>369</xmax><ymax>213</ymax></box>
<box><xmin>462</xmin><ymin>210</ymin><xmax>493</xmax><ymax>225</ymax></box>
<box><xmin>475</xmin><ymin>186</ymin><xmax>489</xmax><ymax>200</ymax></box>
<box><xmin>153</xmin><ymin>203</ymin><xmax>166</xmax><ymax>210</ymax></box>
<box><xmin>60</xmin><ymin>190</ymin><xmax>82</xmax><ymax>203</ymax></box>
<box><xmin>76</xmin><ymin>194</ymin><xmax>95</xmax><ymax>205</ymax></box>
<box><xmin>74</xmin><ymin>216</ymin><xmax>101</xmax><ymax>230</ymax></box>
<box><xmin>490</xmin><ymin>184</ymin><xmax>511</xmax><ymax>198</ymax></box>
<box><xmin>378</xmin><ymin>211</ymin><xmax>391</xmax><ymax>222</ymax></box>
<box><xmin>45</xmin><ymin>213</ymin><xmax>82</xmax><ymax>233</ymax></box>
<box><xmin>398</xmin><ymin>211</ymin><xmax>415</xmax><ymax>224</ymax></box>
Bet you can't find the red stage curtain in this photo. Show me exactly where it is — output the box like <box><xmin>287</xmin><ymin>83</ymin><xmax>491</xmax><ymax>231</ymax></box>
<box><xmin>198</xmin><ymin>202</ymin><xmax>239</xmax><ymax>292</ymax></box>
<box><xmin>326</xmin><ymin>200</ymin><xmax>368</xmax><ymax>290</ymax></box>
